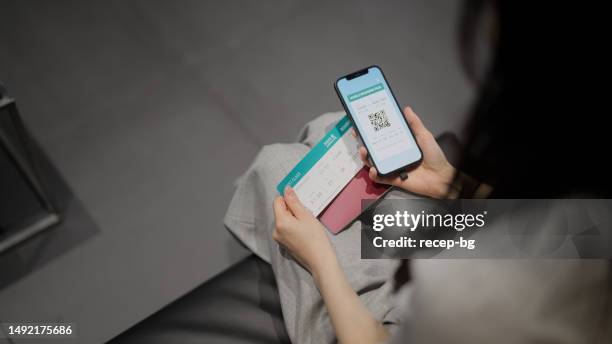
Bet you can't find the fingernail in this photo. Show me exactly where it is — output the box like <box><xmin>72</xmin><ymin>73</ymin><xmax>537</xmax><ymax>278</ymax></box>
<box><xmin>284</xmin><ymin>185</ymin><xmax>294</xmax><ymax>197</ymax></box>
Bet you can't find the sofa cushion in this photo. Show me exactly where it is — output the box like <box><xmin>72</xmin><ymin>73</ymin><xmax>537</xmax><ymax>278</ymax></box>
<box><xmin>111</xmin><ymin>255</ymin><xmax>290</xmax><ymax>344</ymax></box>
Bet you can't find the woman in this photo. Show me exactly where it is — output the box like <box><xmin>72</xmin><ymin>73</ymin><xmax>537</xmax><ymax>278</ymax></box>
<box><xmin>226</xmin><ymin>1</ymin><xmax>612</xmax><ymax>343</ymax></box>
<box><xmin>270</xmin><ymin>105</ymin><xmax>454</xmax><ymax>343</ymax></box>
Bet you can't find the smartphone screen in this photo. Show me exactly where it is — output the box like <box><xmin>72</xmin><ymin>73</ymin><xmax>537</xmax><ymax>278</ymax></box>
<box><xmin>335</xmin><ymin>66</ymin><xmax>422</xmax><ymax>176</ymax></box>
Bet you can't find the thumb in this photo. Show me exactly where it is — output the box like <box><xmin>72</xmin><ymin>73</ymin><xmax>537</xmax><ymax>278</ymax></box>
<box><xmin>403</xmin><ymin>106</ymin><xmax>428</xmax><ymax>136</ymax></box>
<box><xmin>283</xmin><ymin>185</ymin><xmax>312</xmax><ymax>219</ymax></box>
<box><xmin>273</xmin><ymin>196</ymin><xmax>292</xmax><ymax>220</ymax></box>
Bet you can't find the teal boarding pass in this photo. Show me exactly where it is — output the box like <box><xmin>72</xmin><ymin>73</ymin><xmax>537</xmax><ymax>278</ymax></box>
<box><xmin>277</xmin><ymin>115</ymin><xmax>363</xmax><ymax>216</ymax></box>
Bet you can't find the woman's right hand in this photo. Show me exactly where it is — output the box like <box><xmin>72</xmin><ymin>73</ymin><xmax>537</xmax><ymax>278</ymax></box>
<box><xmin>358</xmin><ymin>106</ymin><xmax>456</xmax><ymax>199</ymax></box>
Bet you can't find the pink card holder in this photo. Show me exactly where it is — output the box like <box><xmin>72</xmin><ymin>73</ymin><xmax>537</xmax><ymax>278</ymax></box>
<box><xmin>319</xmin><ymin>167</ymin><xmax>390</xmax><ymax>234</ymax></box>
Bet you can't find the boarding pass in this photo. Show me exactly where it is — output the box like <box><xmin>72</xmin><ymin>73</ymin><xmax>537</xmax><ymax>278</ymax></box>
<box><xmin>277</xmin><ymin>116</ymin><xmax>363</xmax><ymax>216</ymax></box>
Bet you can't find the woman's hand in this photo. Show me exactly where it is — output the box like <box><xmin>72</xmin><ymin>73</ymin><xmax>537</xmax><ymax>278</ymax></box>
<box><xmin>272</xmin><ymin>186</ymin><xmax>390</xmax><ymax>344</ymax></box>
<box><xmin>358</xmin><ymin>106</ymin><xmax>456</xmax><ymax>199</ymax></box>
<box><xmin>272</xmin><ymin>186</ymin><xmax>336</xmax><ymax>274</ymax></box>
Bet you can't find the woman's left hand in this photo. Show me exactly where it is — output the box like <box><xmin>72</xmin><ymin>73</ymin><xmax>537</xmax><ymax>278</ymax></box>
<box><xmin>273</xmin><ymin>187</ymin><xmax>389</xmax><ymax>344</ymax></box>
<box><xmin>272</xmin><ymin>186</ymin><xmax>336</xmax><ymax>274</ymax></box>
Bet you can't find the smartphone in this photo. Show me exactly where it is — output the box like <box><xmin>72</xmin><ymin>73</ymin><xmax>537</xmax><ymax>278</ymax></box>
<box><xmin>335</xmin><ymin>66</ymin><xmax>422</xmax><ymax>177</ymax></box>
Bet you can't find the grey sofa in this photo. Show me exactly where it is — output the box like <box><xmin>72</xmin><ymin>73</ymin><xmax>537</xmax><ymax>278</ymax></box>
<box><xmin>110</xmin><ymin>254</ymin><xmax>291</xmax><ymax>343</ymax></box>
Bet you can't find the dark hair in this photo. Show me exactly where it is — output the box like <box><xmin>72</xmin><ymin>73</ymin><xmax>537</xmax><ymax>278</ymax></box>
<box><xmin>457</xmin><ymin>1</ymin><xmax>611</xmax><ymax>198</ymax></box>
<box><xmin>457</xmin><ymin>3</ymin><xmax>612</xmax><ymax>336</ymax></box>
<box><xmin>394</xmin><ymin>0</ymin><xmax>611</xmax><ymax>291</ymax></box>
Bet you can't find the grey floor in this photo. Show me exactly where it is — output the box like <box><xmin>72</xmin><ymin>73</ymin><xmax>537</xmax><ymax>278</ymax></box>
<box><xmin>0</xmin><ymin>0</ymin><xmax>472</xmax><ymax>342</ymax></box>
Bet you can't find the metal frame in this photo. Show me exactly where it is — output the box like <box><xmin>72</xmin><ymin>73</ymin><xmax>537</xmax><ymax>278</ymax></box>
<box><xmin>0</xmin><ymin>89</ymin><xmax>60</xmax><ymax>253</ymax></box>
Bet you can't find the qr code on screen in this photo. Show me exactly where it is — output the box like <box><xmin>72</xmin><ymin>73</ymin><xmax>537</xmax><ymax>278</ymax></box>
<box><xmin>368</xmin><ymin>110</ymin><xmax>391</xmax><ymax>131</ymax></box>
